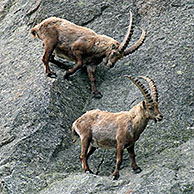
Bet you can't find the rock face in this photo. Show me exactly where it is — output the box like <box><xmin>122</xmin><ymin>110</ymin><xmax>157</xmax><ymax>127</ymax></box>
<box><xmin>0</xmin><ymin>0</ymin><xmax>193</xmax><ymax>193</ymax></box>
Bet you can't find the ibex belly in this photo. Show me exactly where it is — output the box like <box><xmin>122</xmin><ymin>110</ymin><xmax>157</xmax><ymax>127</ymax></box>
<box><xmin>91</xmin><ymin>123</ymin><xmax>118</xmax><ymax>149</ymax></box>
<box><xmin>54</xmin><ymin>46</ymin><xmax>75</xmax><ymax>62</ymax></box>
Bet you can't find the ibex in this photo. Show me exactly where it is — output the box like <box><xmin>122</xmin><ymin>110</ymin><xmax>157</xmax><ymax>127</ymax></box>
<box><xmin>72</xmin><ymin>75</ymin><xmax>163</xmax><ymax>180</ymax></box>
<box><xmin>30</xmin><ymin>12</ymin><xmax>146</xmax><ymax>98</ymax></box>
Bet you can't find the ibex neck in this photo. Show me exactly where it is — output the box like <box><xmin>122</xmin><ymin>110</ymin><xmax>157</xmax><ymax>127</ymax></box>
<box><xmin>95</xmin><ymin>35</ymin><xmax>118</xmax><ymax>53</ymax></box>
<box><xmin>129</xmin><ymin>102</ymin><xmax>149</xmax><ymax>140</ymax></box>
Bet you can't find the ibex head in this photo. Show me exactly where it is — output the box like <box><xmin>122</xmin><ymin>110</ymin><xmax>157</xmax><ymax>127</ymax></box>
<box><xmin>105</xmin><ymin>11</ymin><xmax>146</xmax><ymax>69</ymax></box>
<box><xmin>125</xmin><ymin>75</ymin><xmax>163</xmax><ymax>123</ymax></box>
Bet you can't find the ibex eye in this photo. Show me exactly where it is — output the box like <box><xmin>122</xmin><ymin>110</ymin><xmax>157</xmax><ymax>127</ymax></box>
<box><xmin>112</xmin><ymin>44</ymin><xmax>116</xmax><ymax>49</ymax></box>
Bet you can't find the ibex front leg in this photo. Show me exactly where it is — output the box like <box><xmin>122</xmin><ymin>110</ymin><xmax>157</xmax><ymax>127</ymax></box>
<box><xmin>49</xmin><ymin>55</ymin><xmax>69</xmax><ymax>70</ymax></box>
<box><xmin>87</xmin><ymin>65</ymin><xmax>102</xmax><ymax>98</ymax></box>
<box><xmin>127</xmin><ymin>144</ymin><xmax>142</xmax><ymax>173</ymax></box>
<box><xmin>112</xmin><ymin>143</ymin><xmax>124</xmax><ymax>180</ymax></box>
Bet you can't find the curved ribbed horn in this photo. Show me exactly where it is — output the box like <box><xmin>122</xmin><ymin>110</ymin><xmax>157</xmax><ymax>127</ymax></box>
<box><xmin>118</xmin><ymin>11</ymin><xmax>133</xmax><ymax>53</ymax></box>
<box><xmin>138</xmin><ymin>76</ymin><xmax>158</xmax><ymax>102</ymax></box>
<box><xmin>124</xmin><ymin>28</ymin><xmax>146</xmax><ymax>56</ymax></box>
<box><xmin>125</xmin><ymin>75</ymin><xmax>153</xmax><ymax>103</ymax></box>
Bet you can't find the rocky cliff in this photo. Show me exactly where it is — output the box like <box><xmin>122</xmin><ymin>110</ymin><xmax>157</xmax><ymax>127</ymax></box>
<box><xmin>0</xmin><ymin>0</ymin><xmax>193</xmax><ymax>193</ymax></box>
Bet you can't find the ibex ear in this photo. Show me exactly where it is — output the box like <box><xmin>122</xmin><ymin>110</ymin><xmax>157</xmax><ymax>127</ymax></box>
<box><xmin>142</xmin><ymin>101</ymin><xmax>146</xmax><ymax>109</ymax></box>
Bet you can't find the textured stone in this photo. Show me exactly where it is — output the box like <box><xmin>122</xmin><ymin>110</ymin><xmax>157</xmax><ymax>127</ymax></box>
<box><xmin>0</xmin><ymin>0</ymin><xmax>193</xmax><ymax>193</ymax></box>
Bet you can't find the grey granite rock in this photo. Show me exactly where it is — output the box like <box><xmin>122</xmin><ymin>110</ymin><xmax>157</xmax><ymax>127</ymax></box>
<box><xmin>0</xmin><ymin>0</ymin><xmax>193</xmax><ymax>193</ymax></box>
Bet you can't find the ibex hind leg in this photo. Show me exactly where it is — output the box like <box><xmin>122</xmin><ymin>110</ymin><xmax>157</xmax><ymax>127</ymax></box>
<box><xmin>87</xmin><ymin>146</ymin><xmax>96</xmax><ymax>160</ymax></box>
<box><xmin>42</xmin><ymin>29</ymin><xmax>58</xmax><ymax>78</ymax></box>
<box><xmin>80</xmin><ymin>136</ymin><xmax>93</xmax><ymax>174</ymax></box>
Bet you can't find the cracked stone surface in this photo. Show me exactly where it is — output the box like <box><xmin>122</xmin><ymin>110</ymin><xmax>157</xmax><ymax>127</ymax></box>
<box><xmin>0</xmin><ymin>0</ymin><xmax>193</xmax><ymax>193</ymax></box>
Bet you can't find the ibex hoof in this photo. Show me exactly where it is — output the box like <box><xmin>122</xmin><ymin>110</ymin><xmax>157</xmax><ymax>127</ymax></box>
<box><xmin>93</xmin><ymin>91</ymin><xmax>103</xmax><ymax>99</ymax></box>
<box><xmin>63</xmin><ymin>72</ymin><xmax>70</xmax><ymax>79</ymax></box>
<box><xmin>49</xmin><ymin>55</ymin><xmax>55</xmax><ymax>62</ymax></box>
<box><xmin>133</xmin><ymin>167</ymin><xmax>142</xmax><ymax>174</ymax></box>
<box><xmin>85</xmin><ymin>169</ymin><xmax>94</xmax><ymax>174</ymax></box>
<box><xmin>47</xmin><ymin>72</ymin><xmax>57</xmax><ymax>78</ymax></box>
<box><xmin>112</xmin><ymin>174</ymin><xmax>119</xmax><ymax>180</ymax></box>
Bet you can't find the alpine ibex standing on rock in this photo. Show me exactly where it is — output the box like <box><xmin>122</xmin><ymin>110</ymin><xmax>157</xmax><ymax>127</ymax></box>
<box><xmin>72</xmin><ymin>75</ymin><xmax>163</xmax><ymax>180</ymax></box>
<box><xmin>30</xmin><ymin>12</ymin><xmax>146</xmax><ymax>98</ymax></box>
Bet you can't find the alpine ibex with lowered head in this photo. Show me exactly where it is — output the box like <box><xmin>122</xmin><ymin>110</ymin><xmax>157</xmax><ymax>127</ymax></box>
<box><xmin>30</xmin><ymin>12</ymin><xmax>146</xmax><ymax>98</ymax></box>
<box><xmin>72</xmin><ymin>75</ymin><xmax>163</xmax><ymax>180</ymax></box>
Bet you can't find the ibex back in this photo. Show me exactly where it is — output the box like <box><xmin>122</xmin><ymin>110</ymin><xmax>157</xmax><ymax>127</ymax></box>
<box><xmin>72</xmin><ymin>75</ymin><xmax>163</xmax><ymax>180</ymax></box>
<box><xmin>30</xmin><ymin>12</ymin><xmax>146</xmax><ymax>98</ymax></box>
